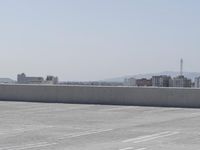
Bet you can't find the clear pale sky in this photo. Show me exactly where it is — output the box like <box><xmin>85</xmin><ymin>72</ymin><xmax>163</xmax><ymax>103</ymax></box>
<box><xmin>0</xmin><ymin>0</ymin><xmax>200</xmax><ymax>81</ymax></box>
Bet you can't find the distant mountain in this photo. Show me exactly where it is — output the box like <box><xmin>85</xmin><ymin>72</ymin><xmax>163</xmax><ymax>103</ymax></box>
<box><xmin>0</xmin><ymin>78</ymin><xmax>15</xmax><ymax>83</ymax></box>
<box><xmin>104</xmin><ymin>71</ymin><xmax>200</xmax><ymax>82</ymax></box>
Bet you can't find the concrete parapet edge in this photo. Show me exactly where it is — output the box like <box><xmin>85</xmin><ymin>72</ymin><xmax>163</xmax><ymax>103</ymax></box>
<box><xmin>0</xmin><ymin>84</ymin><xmax>200</xmax><ymax>108</ymax></box>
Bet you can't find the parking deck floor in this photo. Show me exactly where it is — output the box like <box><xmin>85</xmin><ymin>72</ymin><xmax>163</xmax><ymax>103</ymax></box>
<box><xmin>0</xmin><ymin>101</ymin><xmax>200</xmax><ymax>150</ymax></box>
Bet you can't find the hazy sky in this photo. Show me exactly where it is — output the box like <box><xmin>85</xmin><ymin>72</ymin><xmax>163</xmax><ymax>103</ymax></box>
<box><xmin>0</xmin><ymin>0</ymin><xmax>200</xmax><ymax>81</ymax></box>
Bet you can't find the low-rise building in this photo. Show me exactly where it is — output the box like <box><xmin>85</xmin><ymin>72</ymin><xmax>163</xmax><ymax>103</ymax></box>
<box><xmin>17</xmin><ymin>73</ymin><xmax>59</xmax><ymax>84</ymax></box>
<box><xmin>173</xmin><ymin>75</ymin><xmax>192</xmax><ymax>88</ymax></box>
<box><xmin>136</xmin><ymin>78</ymin><xmax>152</xmax><ymax>87</ymax></box>
<box><xmin>124</xmin><ymin>77</ymin><xmax>137</xmax><ymax>86</ymax></box>
<box><xmin>45</xmin><ymin>75</ymin><xmax>59</xmax><ymax>84</ymax></box>
<box><xmin>17</xmin><ymin>73</ymin><xmax>44</xmax><ymax>84</ymax></box>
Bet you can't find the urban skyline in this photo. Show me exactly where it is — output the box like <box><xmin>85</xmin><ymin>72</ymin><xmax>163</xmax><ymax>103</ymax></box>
<box><xmin>0</xmin><ymin>58</ymin><xmax>200</xmax><ymax>82</ymax></box>
<box><xmin>1</xmin><ymin>60</ymin><xmax>200</xmax><ymax>88</ymax></box>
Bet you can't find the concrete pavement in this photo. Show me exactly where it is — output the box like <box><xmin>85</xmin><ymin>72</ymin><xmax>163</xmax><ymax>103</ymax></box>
<box><xmin>0</xmin><ymin>101</ymin><xmax>200</xmax><ymax>150</ymax></box>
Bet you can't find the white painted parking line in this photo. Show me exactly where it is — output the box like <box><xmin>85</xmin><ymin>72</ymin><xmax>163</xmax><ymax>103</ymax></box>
<box><xmin>58</xmin><ymin>129</ymin><xmax>113</xmax><ymax>140</ymax></box>
<box><xmin>0</xmin><ymin>142</ymin><xmax>57</xmax><ymax>150</ymax></box>
<box><xmin>123</xmin><ymin>131</ymin><xmax>170</xmax><ymax>143</ymax></box>
<box><xmin>190</xmin><ymin>113</ymin><xmax>200</xmax><ymax>116</ymax></box>
<box><xmin>136</xmin><ymin>148</ymin><xmax>147</xmax><ymax>150</ymax></box>
<box><xmin>134</xmin><ymin>132</ymin><xmax>179</xmax><ymax>143</ymax></box>
<box><xmin>123</xmin><ymin>131</ymin><xmax>179</xmax><ymax>143</ymax></box>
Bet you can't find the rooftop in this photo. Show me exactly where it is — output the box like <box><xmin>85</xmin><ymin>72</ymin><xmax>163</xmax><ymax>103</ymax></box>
<box><xmin>0</xmin><ymin>101</ymin><xmax>199</xmax><ymax>150</ymax></box>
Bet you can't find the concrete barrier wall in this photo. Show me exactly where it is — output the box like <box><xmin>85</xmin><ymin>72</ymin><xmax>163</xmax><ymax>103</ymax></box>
<box><xmin>0</xmin><ymin>84</ymin><xmax>200</xmax><ymax>108</ymax></box>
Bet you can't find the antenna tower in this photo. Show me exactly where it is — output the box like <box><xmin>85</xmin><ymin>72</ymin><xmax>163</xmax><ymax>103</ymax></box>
<box><xmin>180</xmin><ymin>58</ymin><xmax>183</xmax><ymax>76</ymax></box>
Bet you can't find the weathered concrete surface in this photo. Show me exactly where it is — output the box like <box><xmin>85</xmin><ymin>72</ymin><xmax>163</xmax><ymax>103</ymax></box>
<box><xmin>0</xmin><ymin>101</ymin><xmax>200</xmax><ymax>150</ymax></box>
<box><xmin>0</xmin><ymin>84</ymin><xmax>200</xmax><ymax>108</ymax></box>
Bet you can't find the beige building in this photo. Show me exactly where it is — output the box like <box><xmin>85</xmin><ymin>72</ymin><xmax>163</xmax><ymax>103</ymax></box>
<box><xmin>17</xmin><ymin>73</ymin><xmax>44</xmax><ymax>84</ymax></box>
<box><xmin>17</xmin><ymin>73</ymin><xmax>58</xmax><ymax>84</ymax></box>
<box><xmin>136</xmin><ymin>78</ymin><xmax>152</xmax><ymax>87</ymax></box>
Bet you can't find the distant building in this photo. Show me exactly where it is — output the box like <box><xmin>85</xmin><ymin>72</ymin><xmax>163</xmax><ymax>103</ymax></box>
<box><xmin>173</xmin><ymin>75</ymin><xmax>192</xmax><ymax>88</ymax></box>
<box><xmin>45</xmin><ymin>75</ymin><xmax>59</xmax><ymax>84</ymax></box>
<box><xmin>194</xmin><ymin>77</ymin><xmax>200</xmax><ymax>88</ymax></box>
<box><xmin>136</xmin><ymin>78</ymin><xmax>152</xmax><ymax>87</ymax></box>
<box><xmin>17</xmin><ymin>73</ymin><xmax>44</xmax><ymax>84</ymax></box>
<box><xmin>60</xmin><ymin>81</ymin><xmax>123</xmax><ymax>86</ymax></box>
<box><xmin>152</xmin><ymin>75</ymin><xmax>172</xmax><ymax>87</ymax></box>
<box><xmin>124</xmin><ymin>78</ymin><xmax>137</xmax><ymax>86</ymax></box>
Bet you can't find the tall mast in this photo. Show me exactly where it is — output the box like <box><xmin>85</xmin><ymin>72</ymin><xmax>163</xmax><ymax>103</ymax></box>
<box><xmin>180</xmin><ymin>58</ymin><xmax>183</xmax><ymax>76</ymax></box>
